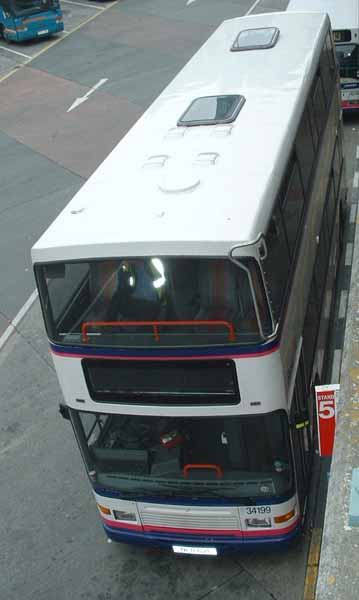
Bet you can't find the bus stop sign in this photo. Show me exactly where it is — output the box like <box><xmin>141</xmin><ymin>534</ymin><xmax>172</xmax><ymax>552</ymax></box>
<box><xmin>315</xmin><ymin>384</ymin><xmax>340</xmax><ymax>457</ymax></box>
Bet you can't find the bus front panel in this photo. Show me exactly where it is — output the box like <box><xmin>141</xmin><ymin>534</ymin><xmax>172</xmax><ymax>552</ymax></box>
<box><xmin>69</xmin><ymin>408</ymin><xmax>300</xmax><ymax>553</ymax></box>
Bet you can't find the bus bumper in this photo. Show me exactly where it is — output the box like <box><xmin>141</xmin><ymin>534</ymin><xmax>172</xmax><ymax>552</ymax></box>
<box><xmin>103</xmin><ymin>521</ymin><xmax>302</xmax><ymax>554</ymax></box>
<box><xmin>5</xmin><ymin>21</ymin><xmax>63</xmax><ymax>42</ymax></box>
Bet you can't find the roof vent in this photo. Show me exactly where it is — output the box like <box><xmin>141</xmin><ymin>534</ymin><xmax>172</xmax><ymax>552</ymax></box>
<box><xmin>193</xmin><ymin>152</ymin><xmax>219</xmax><ymax>166</ymax></box>
<box><xmin>165</xmin><ymin>127</ymin><xmax>186</xmax><ymax>140</ymax></box>
<box><xmin>177</xmin><ymin>95</ymin><xmax>245</xmax><ymax>127</ymax></box>
<box><xmin>211</xmin><ymin>124</ymin><xmax>233</xmax><ymax>137</ymax></box>
<box><xmin>143</xmin><ymin>154</ymin><xmax>169</xmax><ymax>169</ymax></box>
<box><xmin>231</xmin><ymin>27</ymin><xmax>279</xmax><ymax>52</ymax></box>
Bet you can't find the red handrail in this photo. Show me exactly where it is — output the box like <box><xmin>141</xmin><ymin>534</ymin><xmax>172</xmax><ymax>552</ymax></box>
<box><xmin>81</xmin><ymin>319</ymin><xmax>236</xmax><ymax>342</ymax></box>
<box><xmin>183</xmin><ymin>464</ymin><xmax>223</xmax><ymax>479</ymax></box>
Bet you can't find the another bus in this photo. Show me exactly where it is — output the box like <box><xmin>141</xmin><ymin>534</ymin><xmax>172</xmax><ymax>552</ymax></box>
<box><xmin>0</xmin><ymin>0</ymin><xmax>63</xmax><ymax>42</ymax></box>
<box><xmin>32</xmin><ymin>11</ymin><xmax>346</xmax><ymax>554</ymax></box>
<box><xmin>287</xmin><ymin>0</ymin><xmax>359</xmax><ymax>111</ymax></box>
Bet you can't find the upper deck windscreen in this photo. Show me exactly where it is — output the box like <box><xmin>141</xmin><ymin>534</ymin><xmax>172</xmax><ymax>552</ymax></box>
<box><xmin>35</xmin><ymin>257</ymin><xmax>273</xmax><ymax>348</ymax></box>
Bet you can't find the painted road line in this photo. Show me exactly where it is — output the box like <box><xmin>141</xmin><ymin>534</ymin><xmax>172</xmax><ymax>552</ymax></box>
<box><xmin>61</xmin><ymin>0</ymin><xmax>105</xmax><ymax>9</ymax></box>
<box><xmin>30</xmin><ymin>5</ymin><xmax>116</xmax><ymax>62</ymax></box>
<box><xmin>353</xmin><ymin>171</ymin><xmax>359</xmax><ymax>188</ymax></box>
<box><xmin>338</xmin><ymin>290</ymin><xmax>348</xmax><ymax>320</ymax></box>
<box><xmin>0</xmin><ymin>289</ymin><xmax>38</xmax><ymax>351</ymax></box>
<box><xmin>0</xmin><ymin>45</ymin><xmax>31</xmax><ymax>59</ymax></box>
<box><xmin>331</xmin><ymin>349</ymin><xmax>342</xmax><ymax>385</ymax></box>
<box><xmin>356</xmin><ymin>145</ymin><xmax>359</xmax><ymax>160</ymax></box>
<box><xmin>186</xmin><ymin>0</ymin><xmax>196</xmax><ymax>4</ymax></box>
<box><xmin>345</xmin><ymin>242</ymin><xmax>354</xmax><ymax>266</ymax></box>
<box><xmin>0</xmin><ymin>67</ymin><xmax>21</xmax><ymax>84</ymax></box>
<box><xmin>67</xmin><ymin>77</ymin><xmax>108</xmax><ymax>112</ymax></box>
<box><xmin>350</xmin><ymin>203</ymin><xmax>357</xmax><ymax>224</ymax></box>
<box><xmin>246</xmin><ymin>0</ymin><xmax>262</xmax><ymax>15</ymax></box>
<box><xmin>303</xmin><ymin>528</ymin><xmax>322</xmax><ymax>600</ymax></box>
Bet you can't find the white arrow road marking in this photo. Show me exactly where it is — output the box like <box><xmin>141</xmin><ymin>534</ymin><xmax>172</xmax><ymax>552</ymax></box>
<box><xmin>186</xmin><ymin>0</ymin><xmax>196</xmax><ymax>5</ymax></box>
<box><xmin>67</xmin><ymin>78</ymin><xmax>108</xmax><ymax>113</ymax></box>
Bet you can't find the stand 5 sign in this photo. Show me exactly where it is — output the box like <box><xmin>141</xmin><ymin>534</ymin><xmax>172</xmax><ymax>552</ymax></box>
<box><xmin>315</xmin><ymin>384</ymin><xmax>340</xmax><ymax>457</ymax></box>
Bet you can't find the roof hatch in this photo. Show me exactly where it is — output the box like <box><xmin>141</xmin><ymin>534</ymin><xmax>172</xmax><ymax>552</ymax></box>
<box><xmin>177</xmin><ymin>94</ymin><xmax>245</xmax><ymax>127</ymax></box>
<box><xmin>231</xmin><ymin>27</ymin><xmax>279</xmax><ymax>52</ymax></box>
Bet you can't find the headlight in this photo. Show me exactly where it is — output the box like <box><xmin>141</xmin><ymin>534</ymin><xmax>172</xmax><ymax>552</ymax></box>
<box><xmin>245</xmin><ymin>517</ymin><xmax>272</xmax><ymax>528</ymax></box>
<box><xmin>113</xmin><ymin>510</ymin><xmax>137</xmax><ymax>522</ymax></box>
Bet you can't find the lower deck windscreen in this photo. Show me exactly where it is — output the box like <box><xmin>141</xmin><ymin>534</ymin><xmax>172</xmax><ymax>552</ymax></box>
<box><xmin>71</xmin><ymin>409</ymin><xmax>293</xmax><ymax>500</ymax></box>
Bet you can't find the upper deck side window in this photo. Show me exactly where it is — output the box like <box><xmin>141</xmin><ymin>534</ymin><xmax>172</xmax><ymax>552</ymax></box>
<box><xmin>231</xmin><ymin>27</ymin><xmax>279</xmax><ymax>52</ymax></box>
<box><xmin>177</xmin><ymin>95</ymin><xmax>245</xmax><ymax>127</ymax></box>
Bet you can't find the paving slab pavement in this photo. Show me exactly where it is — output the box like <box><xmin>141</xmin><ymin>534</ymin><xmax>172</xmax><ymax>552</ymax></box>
<box><xmin>316</xmin><ymin>169</ymin><xmax>359</xmax><ymax>597</ymax></box>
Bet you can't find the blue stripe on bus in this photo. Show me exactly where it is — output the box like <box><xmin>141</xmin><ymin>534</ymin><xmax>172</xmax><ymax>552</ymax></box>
<box><xmin>50</xmin><ymin>339</ymin><xmax>279</xmax><ymax>359</ymax></box>
<box><xmin>102</xmin><ymin>522</ymin><xmax>302</xmax><ymax>552</ymax></box>
<box><xmin>94</xmin><ymin>486</ymin><xmax>294</xmax><ymax>507</ymax></box>
<box><xmin>342</xmin><ymin>83</ymin><xmax>359</xmax><ymax>89</ymax></box>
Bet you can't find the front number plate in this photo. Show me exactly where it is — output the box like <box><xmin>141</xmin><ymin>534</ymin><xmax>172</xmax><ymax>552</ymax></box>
<box><xmin>172</xmin><ymin>546</ymin><xmax>217</xmax><ymax>556</ymax></box>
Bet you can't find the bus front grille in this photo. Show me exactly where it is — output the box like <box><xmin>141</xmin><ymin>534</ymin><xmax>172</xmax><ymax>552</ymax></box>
<box><xmin>138</xmin><ymin>503</ymin><xmax>240</xmax><ymax>530</ymax></box>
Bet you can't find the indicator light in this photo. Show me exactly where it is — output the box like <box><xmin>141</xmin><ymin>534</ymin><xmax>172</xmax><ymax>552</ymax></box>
<box><xmin>274</xmin><ymin>509</ymin><xmax>295</xmax><ymax>524</ymax></box>
<box><xmin>97</xmin><ymin>504</ymin><xmax>111</xmax><ymax>516</ymax></box>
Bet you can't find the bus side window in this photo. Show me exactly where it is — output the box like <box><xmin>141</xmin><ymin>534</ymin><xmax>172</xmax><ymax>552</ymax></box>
<box><xmin>295</xmin><ymin>107</ymin><xmax>315</xmax><ymax>193</ymax></box>
<box><xmin>311</xmin><ymin>72</ymin><xmax>326</xmax><ymax>140</ymax></box>
<box><xmin>263</xmin><ymin>213</ymin><xmax>290</xmax><ymax>322</ymax></box>
<box><xmin>326</xmin><ymin>32</ymin><xmax>336</xmax><ymax>76</ymax></box>
<box><xmin>332</xmin><ymin>136</ymin><xmax>343</xmax><ymax>197</ymax></box>
<box><xmin>302</xmin><ymin>277</ymin><xmax>319</xmax><ymax>387</ymax></box>
<box><xmin>326</xmin><ymin>175</ymin><xmax>337</xmax><ymax>236</ymax></box>
<box><xmin>280</xmin><ymin>160</ymin><xmax>305</xmax><ymax>258</ymax></box>
<box><xmin>320</xmin><ymin>34</ymin><xmax>336</xmax><ymax>101</ymax></box>
<box><xmin>307</xmin><ymin>98</ymin><xmax>319</xmax><ymax>150</ymax></box>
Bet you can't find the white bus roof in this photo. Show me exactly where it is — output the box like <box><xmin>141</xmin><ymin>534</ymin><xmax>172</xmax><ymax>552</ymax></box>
<box><xmin>32</xmin><ymin>11</ymin><xmax>329</xmax><ymax>263</ymax></box>
<box><xmin>287</xmin><ymin>0</ymin><xmax>359</xmax><ymax>32</ymax></box>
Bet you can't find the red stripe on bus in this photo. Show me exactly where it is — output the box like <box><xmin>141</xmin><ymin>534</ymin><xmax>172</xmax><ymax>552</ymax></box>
<box><xmin>102</xmin><ymin>517</ymin><xmax>143</xmax><ymax>531</ymax></box>
<box><xmin>101</xmin><ymin>516</ymin><xmax>300</xmax><ymax>537</ymax></box>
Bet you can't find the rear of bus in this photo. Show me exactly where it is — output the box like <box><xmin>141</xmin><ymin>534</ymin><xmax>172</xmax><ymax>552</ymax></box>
<box><xmin>286</xmin><ymin>0</ymin><xmax>359</xmax><ymax>110</ymax></box>
<box><xmin>0</xmin><ymin>0</ymin><xmax>63</xmax><ymax>42</ymax></box>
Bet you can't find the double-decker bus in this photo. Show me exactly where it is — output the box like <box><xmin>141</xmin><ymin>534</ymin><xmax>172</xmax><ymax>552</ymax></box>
<box><xmin>0</xmin><ymin>0</ymin><xmax>63</xmax><ymax>42</ymax></box>
<box><xmin>32</xmin><ymin>11</ymin><xmax>346</xmax><ymax>555</ymax></box>
<box><xmin>287</xmin><ymin>0</ymin><xmax>359</xmax><ymax>111</ymax></box>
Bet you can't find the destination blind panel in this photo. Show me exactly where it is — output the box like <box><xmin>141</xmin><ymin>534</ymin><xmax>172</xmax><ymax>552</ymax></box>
<box><xmin>82</xmin><ymin>359</ymin><xmax>240</xmax><ymax>405</ymax></box>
